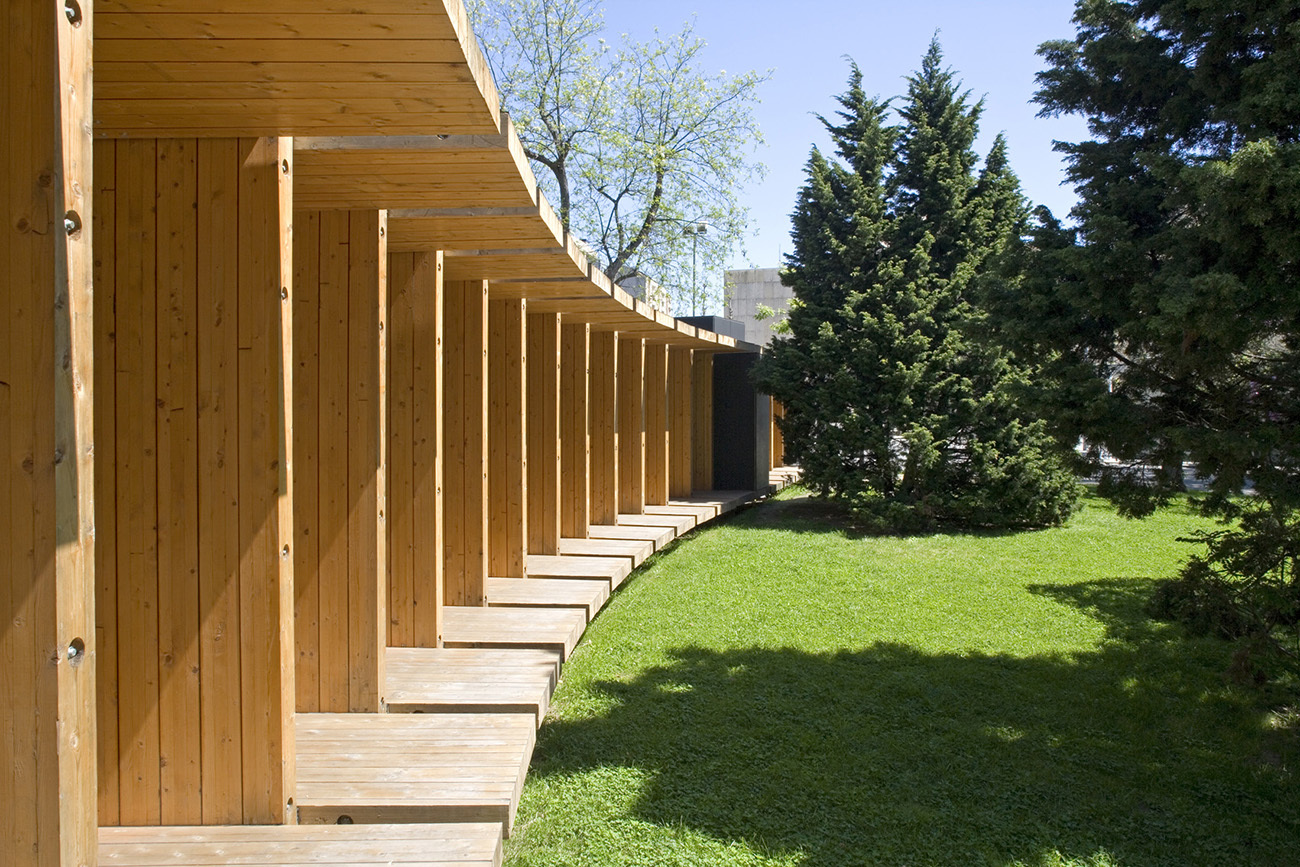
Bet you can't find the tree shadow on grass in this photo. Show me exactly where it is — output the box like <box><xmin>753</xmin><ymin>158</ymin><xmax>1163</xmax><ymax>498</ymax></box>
<box><xmin>526</xmin><ymin>580</ymin><xmax>1298</xmax><ymax>866</ymax></box>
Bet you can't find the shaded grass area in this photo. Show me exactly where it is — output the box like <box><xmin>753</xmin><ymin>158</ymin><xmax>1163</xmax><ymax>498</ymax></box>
<box><xmin>505</xmin><ymin>490</ymin><xmax>1299</xmax><ymax>866</ymax></box>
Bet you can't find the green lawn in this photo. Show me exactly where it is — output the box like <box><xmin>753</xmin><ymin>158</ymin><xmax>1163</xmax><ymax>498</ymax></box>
<box><xmin>504</xmin><ymin>489</ymin><xmax>1299</xmax><ymax>867</ymax></box>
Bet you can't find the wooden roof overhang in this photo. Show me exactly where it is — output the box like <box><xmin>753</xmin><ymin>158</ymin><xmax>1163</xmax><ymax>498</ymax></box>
<box><xmin>95</xmin><ymin>0</ymin><xmax>500</xmax><ymax>137</ymax></box>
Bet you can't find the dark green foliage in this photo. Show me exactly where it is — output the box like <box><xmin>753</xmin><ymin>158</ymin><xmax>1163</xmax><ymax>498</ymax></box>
<box><xmin>992</xmin><ymin>0</ymin><xmax>1300</xmax><ymax>681</ymax></box>
<box><xmin>753</xmin><ymin>43</ymin><xmax>1078</xmax><ymax>531</ymax></box>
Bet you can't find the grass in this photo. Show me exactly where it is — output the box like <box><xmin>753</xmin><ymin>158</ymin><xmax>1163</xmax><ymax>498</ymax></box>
<box><xmin>503</xmin><ymin>489</ymin><xmax>1300</xmax><ymax>867</ymax></box>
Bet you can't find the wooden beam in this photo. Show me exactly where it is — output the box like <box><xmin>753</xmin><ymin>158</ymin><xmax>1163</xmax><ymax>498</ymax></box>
<box><xmin>668</xmin><ymin>347</ymin><xmax>693</xmax><ymax>498</ymax></box>
<box><xmin>588</xmin><ymin>331</ymin><xmax>618</xmax><ymax>526</ymax></box>
<box><xmin>691</xmin><ymin>351</ymin><xmax>714</xmax><ymax>493</ymax></box>
<box><xmin>644</xmin><ymin>344</ymin><xmax>669</xmax><ymax>506</ymax></box>
<box><xmin>560</xmin><ymin>324</ymin><xmax>590</xmax><ymax>539</ymax></box>
<box><xmin>617</xmin><ymin>337</ymin><xmax>645</xmax><ymax>515</ymax></box>
<box><xmin>387</xmin><ymin>252</ymin><xmax>444</xmax><ymax>647</ymax></box>
<box><xmin>1</xmin><ymin>0</ymin><xmax>96</xmax><ymax>861</ymax></box>
<box><xmin>526</xmin><ymin>313</ymin><xmax>561</xmax><ymax>555</ymax></box>
<box><xmin>443</xmin><ymin>279</ymin><xmax>488</xmax><ymax>605</ymax></box>
<box><xmin>488</xmin><ymin>298</ymin><xmax>527</xmax><ymax>578</ymax></box>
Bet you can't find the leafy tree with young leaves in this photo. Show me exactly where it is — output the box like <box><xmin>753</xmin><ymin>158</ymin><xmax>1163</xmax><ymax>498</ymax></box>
<box><xmin>990</xmin><ymin>0</ymin><xmax>1300</xmax><ymax>677</ymax></box>
<box><xmin>755</xmin><ymin>43</ymin><xmax>1078</xmax><ymax>531</ymax></box>
<box><xmin>467</xmin><ymin>0</ymin><xmax>766</xmax><ymax>312</ymax></box>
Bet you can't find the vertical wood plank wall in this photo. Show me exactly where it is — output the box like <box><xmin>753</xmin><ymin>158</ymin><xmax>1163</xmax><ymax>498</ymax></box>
<box><xmin>691</xmin><ymin>352</ymin><xmax>714</xmax><ymax>492</ymax></box>
<box><xmin>771</xmin><ymin>399</ymin><xmax>786</xmax><ymax>469</ymax></box>
<box><xmin>526</xmin><ymin>312</ymin><xmax>561</xmax><ymax>554</ymax></box>
<box><xmin>668</xmin><ymin>347</ymin><xmax>694</xmax><ymax>498</ymax></box>
<box><xmin>560</xmin><ymin>323</ymin><xmax>590</xmax><ymax>538</ymax></box>
<box><xmin>387</xmin><ymin>252</ymin><xmax>444</xmax><ymax>646</ymax></box>
<box><xmin>644</xmin><ymin>344</ymin><xmax>670</xmax><ymax>506</ymax></box>
<box><xmin>588</xmin><ymin>331</ymin><xmax>618</xmax><ymax>525</ymax></box>
<box><xmin>292</xmin><ymin>209</ymin><xmax>387</xmax><ymax>714</ymax></box>
<box><xmin>93</xmin><ymin>137</ymin><xmax>295</xmax><ymax>827</ymax></box>
<box><xmin>616</xmin><ymin>337</ymin><xmax>645</xmax><ymax>515</ymax></box>
<box><xmin>1</xmin><ymin>1</ymin><xmax>97</xmax><ymax>862</ymax></box>
<box><xmin>443</xmin><ymin>279</ymin><xmax>488</xmax><ymax>605</ymax></box>
<box><xmin>488</xmin><ymin>299</ymin><xmax>527</xmax><ymax>577</ymax></box>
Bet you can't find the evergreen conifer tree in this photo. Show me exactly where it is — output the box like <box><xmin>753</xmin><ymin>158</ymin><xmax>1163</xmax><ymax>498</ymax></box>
<box><xmin>755</xmin><ymin>42</ymin><xmax>1077</xmax><ymax>529</ymax></box>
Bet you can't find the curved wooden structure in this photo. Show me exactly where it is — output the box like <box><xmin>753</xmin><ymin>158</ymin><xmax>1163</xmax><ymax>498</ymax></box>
<box><xmin>2</xmin><ymin>1</ymin><xmax>790</xmax><ymax>864</ymax></box>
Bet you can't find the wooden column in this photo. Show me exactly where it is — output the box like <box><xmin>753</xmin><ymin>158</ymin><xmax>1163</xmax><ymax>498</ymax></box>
<box><xmin>560</xmin><ymin>323</ymin><xmax>590</xmax><ymax>538</ymax></box>
<box><xmin>489</xmin><ymin>298</ymin><xmax>527</xmax><ymax>578</ymax></box>
<box><xmin>443</xmin><ymin>279</ymin><xmax>489</xmax><ymax>605</ymax></box>
<box><xmin>644</xmin><ymin>344</ymin><xmax>670</xmax><ymax>506</ymax></box>
<box><xmin>2</xmin><ymin>1</ymin><xmax>96</xmax><ymax>861</ymax></box>
<box><xmin>691</xmin><ymin>351</ymin><xmax>715</xmax><ymax>492</ymax></box>
<box><xmin>771</xmin><ymin>398</ymin><xmax>786</xmax><ymax>469</ymax></box>
<box><xmin>387</xmin><ymin>252</ymin><xmax>443</xmax><ymax>647</ymax></box>
<box><xmin>527</xmin><ymin>312</ymin><xmax>562</xmax><ymax>554</ymax></box>
<box><xmin>589</xmin><ymin>331</ymin><xmax>619</xmax><ymax>525</ymax></box>
<box><xmin>668</xmin><ymin>347</ymin><xmax>694</xmax><ymax>498</ymax></box>
<box><xmin>93</xmin><ymin>137</ymin><xmax>295</xmax><ymax>826</ymax></box>
<box><xmin>292</xmin><ymin>209</ymin><xmax>387</xmax><ymax>714</ymax></box>
<box><xmin>617</xmin><ymin>336</ymin><xmax>645</xmax><ymax>514</ymax></box>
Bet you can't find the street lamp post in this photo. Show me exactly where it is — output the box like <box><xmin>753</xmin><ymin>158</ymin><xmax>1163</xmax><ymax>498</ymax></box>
<box><xmin>683</xmin><ymin>221</ymin><xmax>707</xmax><ymax>316</ymax></box>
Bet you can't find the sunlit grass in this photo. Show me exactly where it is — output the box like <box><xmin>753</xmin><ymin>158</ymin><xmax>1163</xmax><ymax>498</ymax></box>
<box><xmin>504</xmin><ymin>489</ymin><xmax>1299</xmax><ymax>866</ymax></box>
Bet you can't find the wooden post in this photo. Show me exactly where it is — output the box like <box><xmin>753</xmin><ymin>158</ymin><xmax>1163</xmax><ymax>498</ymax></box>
<box><xmin>443</xmin><ymin>279</ymin><xmax>489</xmax><ymax>605</ymax></box>
<box><xmin>488</xmin><ymin>298</ymin><xmax>527</xmax><ymax>578</ymax></box>
<box><xmin>589</xmin><ymin>331</ymin><xmax>618</xmax><ymax>525</ymax></box>
<box><xmin>560</xmin><ymin>323</ymin><xmax>590</xmax><ymax>538</ymax></box>
<box><xmin>668</xmin><ymin>347</ymin><xmax>694</xmax><ymax>498</ymax></box>
<box><xmin>92</xmin><ymin>137</ymin><xmax>295</xmax><ymax>828</ymax></box>
<box><xmin>617</xmin><ymin>336</ymin><xmax>645</xmax><ymax>514</ymax></box>
<box><xmin>691</xmin><ymin>351</ymin><xmax>714</xmax><ymax>493</ymax></box>
<box><xmin>527</xmin><ymin>312</ymin><xmax>561</xmax><ymax>554</ymax></box>
<box><xmin>2</xmin><ymin>0</ymin><xmax>96</xmax><ymax>861</ymax></box>
<box><xmin>771</xmin><ymin>398</ymin><xmax>786</xmax><ymax>469</ymax></box>
<box><xmin>292</xmin><ymin>209</ymin><xmax>387</xmax><ymax>714</ymax></box>
<box><xmin>644</xmin><ymin>344</ymin><xmax>670</xmax><ymax>506</ymax></box>
<box><xmin>387</xmin><ymin>252</ymin><xmax>443</xmax><ymax>646</ymax></box>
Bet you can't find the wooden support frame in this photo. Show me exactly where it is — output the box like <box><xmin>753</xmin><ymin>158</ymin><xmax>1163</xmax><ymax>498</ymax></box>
<box><xmin>771</xmin><ymin>398</ymin><xmax>786</xmax><ymax>470</ymax></box>
<box><xmin>588</xmin><ymin>331</ymin><xmax>618</xmax><ymax>525</ymax></box>
<box><xmin>691</xmin><ymin>351</ymin><xmax>714</xmax><ymax>492</ymax></box>
<box><xmin>560</xmin><ymin>323</ymin><xmax>590</xmax><ymax>538</ymax></box>
<box><xmin>668</xmin><ymin>347</ymin><xmax>693</xmax><ymax>498</ymax></box>
<box><xmin>527</xmin><ymin>312</ymin><xmax>561</xmax><ymax>554</ymax></box>
<box><xmin>93</xmin><ymin>136</ymin><xmax>296</xmax><ymax>827</ymax></box>
<box><xmin>443</xmin><ymin>279</ymin><xmax>489</xmax><ymax>606</ymax></box>
<box><xmin>644</xmin><ymin>344</ymin><xmax>669</xmax><ymax>506</ymax></box>
<box><xmin>488</xmin><ymin>298</ymin><xmax>527</xmax><ymax>577</ymax></box>
<box><xmin>292</xmin><ymin>208</ymin><xmax>388</xmax><ymax>714</ymax></box>
<box><xmin>617</xmin><ymin>336</ymin><xmax>645</xmax><ymax>515</ymax></box>
<box><xmin>2</xmin><ymin>1</ymin><xmax>96</xmax><ymax>861</ymax></box>
<box><xmin>387</xmin><ymin>251</ymin><xmax>444</xmax><ymax>647</ymax></box>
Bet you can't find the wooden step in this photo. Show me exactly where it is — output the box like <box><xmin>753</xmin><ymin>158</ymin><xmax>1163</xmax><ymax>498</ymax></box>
<box><xmin>646</xmin><ymin>503</ymin><xmax>718</xmax><ymax>522</ymax></box>
<box><xmin>295</xmin><ymin>712</ymin><xmax>535</xmax><ymax>833</ymax></box>
<box><xmin>99</xmin><ymin>823</ymin><xmax>504</xmax><ymax>867</ymax></box>
<box><xmin>442</xmin><ymin>605</ymin><xmax>586</xmax><ymax>660</ymax></box>
<box><xmin>675</xmin><ymin>490</ymin><xmax>756</xmax><ymax>514</ymax></box>
<box><xmin>525</xmin><ymin>554</ymin><xmax>632</xmax><ymax>589</ymax></box>
<box><xmin>558</xmin><ymin>535</ymin><xmax>654</xmax><ymax>566</ymax></box>
<box><xmin>617</xmin><ymin>511</ymin><xmax>695</xmax><ymax>535</ymax></box>
<box><xmin>487</xmin><ymin>575</ymin><xmax>609</xmax><ymax>622</ymax></box>
<box><xmin>385</xmin><ymin>647</ymin><xmax>560</xmax><ymax>726</ymax></box>
<box><xmin>588</xmin><ymin>522</ymin><xmax>676</xmax><ymax>550</ymax></box>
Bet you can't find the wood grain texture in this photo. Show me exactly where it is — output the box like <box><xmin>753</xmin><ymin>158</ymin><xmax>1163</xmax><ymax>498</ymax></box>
<box><xmin>525</xmin><ymin>313</ymin><xmax>560</xmax><ymax>555</ymax></box>
<box><xmin>443</xmin><ymin>280</ymin><xmax>488</xmax><ymax>606</ymax></box>
<box><xmin>559</xmin><ymin>324</ymin><xmax>589</xmax><ymax>539</ymax></box>
<box><xmin>644</xmin><ymin>344</ymin><xmax>669</xmax><ymax>506</ymax></box>
<box><xmin>691</xmin><ymin>352</ymin><xmax>714</xmax><ymax>493</ymax></box>
<box><xmin>488</xmin><ymin>299</ymin><xmax>527</xmax><ymax>578</ymax></box>
<box><xmin>616</xmin><ymin>337</ymin><xmax>644</xmax><ymax>515</ymax></box>
<box><xmin>668</xmin><ymin>348</ymin><xmax>693</xmax><ymax>498</ymax></box>
<box><xmin>588</xmin><ymin>331</ymin><xmax>617</xmax><ymax>526</ymax></box>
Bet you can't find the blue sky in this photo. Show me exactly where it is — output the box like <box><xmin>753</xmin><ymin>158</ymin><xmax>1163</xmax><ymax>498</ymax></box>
<box><xmin>599</xmin><ymin>0</ymin><xmax>1090</xmax><ymax>269</ymax></box>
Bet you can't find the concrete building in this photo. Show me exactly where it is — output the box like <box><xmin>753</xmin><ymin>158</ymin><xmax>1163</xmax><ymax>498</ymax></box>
<box><xmin>725</xmin><ymin>267</ymin><xmax>792</xmax><ymax>346</ymax></box>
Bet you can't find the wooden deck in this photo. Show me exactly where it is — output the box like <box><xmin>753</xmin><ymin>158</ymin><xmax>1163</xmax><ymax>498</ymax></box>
<box><xmin>558</xmin><ymin>535</ymin><xmax>655</xmax><ymax>566</ymax></box>
<box><xmin>645</xmin><ymin>503</ymin><xmax>718</xmax><ymax>522</ymax></box>
<box><xmin>385</xmin><ymin>647</ymin><xmax>560</xmax><ymax>726</ymax></box>
<box><xmin>525</xmin><ymin>553</ymin><xmax>633</xmax><ymax>589</ymax></box>
<box><xmin>99</xmin><ymin>823</ymin><xmax>504</xmax><ymax>867</ymax></box>
<box><xmin>442</xmin><ymin>605</ymin><xmax>587</xmax><ymax>660</ymax></box>
<box><xmin>588</xmin><ymin>522</ymin><xmax>677</xmax><ymax>550</ymax></box>
<box><xmin>673</xmin><ymin>490</ymin><xmax>757</xmax><ymax>514</ymax></box>
<box><xmin>294</xmin><ymin>713</ymin><xmax>536</xmax><ymax>832</ymax></box>
<box><xmin>487</xmin><ymin>575</ymin><xmax>610</xmax><ymax>622</ymax></box>
<box><xmin>617</xmin><ymin>511</ymin><xmax>696</xmax><ymax>535</ymax></box>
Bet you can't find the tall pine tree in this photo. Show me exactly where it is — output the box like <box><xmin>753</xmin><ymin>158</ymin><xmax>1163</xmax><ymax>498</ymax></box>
<box><xmin>755</xmin><ymin>42</ymin><xmax>1077</xmax><ymax>530</ymax></box>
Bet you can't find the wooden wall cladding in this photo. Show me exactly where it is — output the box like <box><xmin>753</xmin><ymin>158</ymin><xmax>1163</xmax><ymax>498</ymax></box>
<box><xmin>488</xmin><ymin>299</ymin><xmax>527</xmax><ymax>578</ymax></box>
<box><xmin>691</xmin><ymin>352</ymin><xmax>714</xmax><ymax>492</ymax></box>
<box><xmin>588</xmin><ymin>331</ymin><xmax>618</xmax><ymax>525</ymax></box>
<box><xmin>668</xmin><ymin>347</ymin><xmax>694</xmax><ymax>498</ymax></box>
<box><xmin>526</xmin><ymin>312</ymin><xmax>562</xmax><ymax>555</ymax></box>
<box><xmin>387</xmin><ymin>251</ymin><xmax>444</xmax><ymax>647</ymax></box>
<box><xmin>616</xmin><ymin>337</ymin><xmax>645</xmax><ymax>515</ymax></box>
<box><xmin>443</xmin><ymin>279</ymin><xmax>488</xmax><ymax>605</ymax></box>
<box><xmin>644</xmin><ymin>344</ymin><xmax>670</xmax><ymax>506</ymax></box>
<box><xmin>93</xmin><ymin>136</ymin><xmax>295</xmax><ymax>828</ymax></box>
<box><xmin>560</xmin><ymin>323</ymin><xmax>590</xmax><ymax>539</ymax></box>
